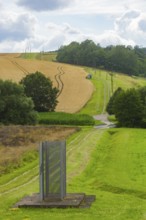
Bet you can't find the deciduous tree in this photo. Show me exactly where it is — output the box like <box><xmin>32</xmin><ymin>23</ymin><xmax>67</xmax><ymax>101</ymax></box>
<box><xmin>20</xmin><ymin>71</ymin><xmax>59</xmax><ymax>112</ymax></box>
<box><xmin>114</xmin><ymin>88</ymin><xmax>144</xmax><ymax>127</ymax></box>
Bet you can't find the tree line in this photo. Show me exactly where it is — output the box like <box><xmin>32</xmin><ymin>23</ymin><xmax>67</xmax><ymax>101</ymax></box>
<box><xmin>56</xmin><ymin>40</ymin><xmax>146</xmax><ymax>77</ymax></box>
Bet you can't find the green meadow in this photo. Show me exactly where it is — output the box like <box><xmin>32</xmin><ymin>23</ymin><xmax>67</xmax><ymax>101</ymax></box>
<box><xmin>79</xmin><ymin>67</ymin><xmax>146</xmax><ymax>115</ymax></box>
<box><xmin>1</xmin><ymin>127</ymin><xmax>146</xmax><ymax>220</ymax></box>
<box><xmin>1</xmin><ymin>56</ymin><xmax>146</xmax><ymax>219</ymax></box>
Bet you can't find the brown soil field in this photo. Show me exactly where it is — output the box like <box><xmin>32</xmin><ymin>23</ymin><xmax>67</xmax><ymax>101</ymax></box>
<box><xmin>0</xmin><ymin>125</ymin><xmax>78</xmax><ymax>174</ymax></box>
<box><xmin>0</xmin><ymin>54</ymin><xmax>93</xmax><ymax>113</ymax></box>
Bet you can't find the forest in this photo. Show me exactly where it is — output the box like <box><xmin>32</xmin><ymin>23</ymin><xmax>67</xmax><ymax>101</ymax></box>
<box><xmin>56</xmin><ymin>40</ymin><xmax>146</xmax><ymax>77</ymax></box>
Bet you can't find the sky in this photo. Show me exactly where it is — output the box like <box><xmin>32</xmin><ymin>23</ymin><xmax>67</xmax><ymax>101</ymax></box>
<box><xmin>0</xmin><ymin>0</ymin><xmax>146</xmax><ymax>52</ymax></box>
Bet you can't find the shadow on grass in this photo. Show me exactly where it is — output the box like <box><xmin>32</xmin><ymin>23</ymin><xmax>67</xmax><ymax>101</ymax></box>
<box><xmin>99</xmin><ymin>184</ymin><xmax>146</xmax><ymax>200</ymax></box>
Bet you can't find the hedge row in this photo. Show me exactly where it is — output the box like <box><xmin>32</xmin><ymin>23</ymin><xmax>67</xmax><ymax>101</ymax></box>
<box><xmin>38</xmin><ymin>112</ymin><xmax>95</xmax><ymax>126</ymax></box>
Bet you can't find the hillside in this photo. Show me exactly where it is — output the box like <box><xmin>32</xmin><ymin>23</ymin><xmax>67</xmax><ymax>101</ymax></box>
<box><xmin>1</xmin><ymin>53</ymin><xmax>146</xmax><ymax>219</ymax></box>
<box><xmin>1</xmin><ymin>53</ymin><xmax>146</xmax><ymax>115</ymax></box>
<box><xmin>0</xmin><ymin>53</ymin><xmax>93</xmax><ymax>113</ymax></box>
<box><xmin>57</xmin><ymin>40</ymin><xmax>146</xmax><ymax>77</ymax></box>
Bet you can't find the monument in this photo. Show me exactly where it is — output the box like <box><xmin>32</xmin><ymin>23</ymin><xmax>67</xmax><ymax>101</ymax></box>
<box><xmin>39</xmin><ymin>140</ymin><xmax>66</xmax><ymax>201</ymax></box>
<box><xmin>14</xmin><ymin>140</ymin><xmax>95</xmax><ymax>208</ymax></box>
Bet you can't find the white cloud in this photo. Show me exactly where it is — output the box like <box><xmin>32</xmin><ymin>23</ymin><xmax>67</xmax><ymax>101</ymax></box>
<box><xmin>115</xmin><ymin>10</ymin><xmax>146</xmax><ymax>46</ymax></box>
<box><xmin>115</xmin><ymin>10</ymin><xmax>140</xmax><ymax>33</ymax></box>
<box><xmin>63</xmin><ymin>23</ymin><xmax>81</xmax><ymax>35</ymax></box>
<box><xmin>0</xmin><ymin>0</ymin><xmax>146</xmax><ymax>52</ymax></box>
<box><xmin>0</xmin><ymin>13</ymin><xmax>36</xmax><ymax>42</ymax></box>
<box><xmin>41</xmin><ymin>22</ymin><xmax>136</xmax><ymax>50</ymax></box>
<box><xmin>95</xmin><ymin>31</ymin><xmax>135</xmax><ymax>47</ymax></box>
<box><xmin>138</xmin><ymin>19</ymin><xmax>146</xmax><ymax>32</ymax></box>
<box><xmin>41</xmin><ymin>34</ymin><xmax>66</xmax><ymax>51</ymax></box>
<box><xmin>38</xmin><ymin>23</ymin><xmax>81</xmax><ymax>51</ymax></box>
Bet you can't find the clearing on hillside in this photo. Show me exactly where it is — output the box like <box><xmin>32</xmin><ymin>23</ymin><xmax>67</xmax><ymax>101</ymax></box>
<box><xmin>0</xmin><ymin>54</ymin><xmax>93</xmax><ymax>113</ymax></box>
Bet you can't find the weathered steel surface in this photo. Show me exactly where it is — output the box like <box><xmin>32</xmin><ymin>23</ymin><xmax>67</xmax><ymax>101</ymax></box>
<box><xmin>39</xmin><ymin>140</ymin><xmax>66</xmax><ymax>201</ymax></box>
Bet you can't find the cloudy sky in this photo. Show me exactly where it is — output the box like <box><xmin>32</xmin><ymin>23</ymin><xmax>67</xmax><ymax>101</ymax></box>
<box><xmin>0</xmin><ymin>0</ymin><xmax>146</xmax><ymax>52</ymax></box>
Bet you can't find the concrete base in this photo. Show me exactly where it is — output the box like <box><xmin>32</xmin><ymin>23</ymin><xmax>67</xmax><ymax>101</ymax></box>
<box><xmin>13</xmin><ymin>193</ymin><xmax>96</xmax><ymax>208</ymax></box>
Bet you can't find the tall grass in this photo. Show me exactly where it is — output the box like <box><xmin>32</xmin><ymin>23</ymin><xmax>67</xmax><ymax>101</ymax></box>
<box><xmin>38</xmin><ymin>112</ymin><xmax>95</xmax><ymax>126</ymax></box>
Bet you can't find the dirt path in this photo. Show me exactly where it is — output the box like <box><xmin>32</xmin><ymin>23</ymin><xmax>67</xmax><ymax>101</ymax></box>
<box><xmin>94</xmin><ymin>114</ymin><xmax>115</xmax><ymax>129</ymax></box>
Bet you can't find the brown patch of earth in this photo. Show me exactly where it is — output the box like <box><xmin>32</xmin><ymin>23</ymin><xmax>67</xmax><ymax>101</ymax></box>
<box><xmin>0</xmin><ymin>125</ymin><xmax>78</xmax><ymax>175</ymax></box>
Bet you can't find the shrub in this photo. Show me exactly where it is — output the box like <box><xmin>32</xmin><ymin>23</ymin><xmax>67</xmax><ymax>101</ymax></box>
<box><xmin>0</xmin><ymin>80</ymin><xmax>37</xmax><ymax>125</ymax></box>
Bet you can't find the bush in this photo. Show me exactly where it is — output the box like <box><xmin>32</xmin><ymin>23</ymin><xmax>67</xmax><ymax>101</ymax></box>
<box><xmin>0</xmin><ymin>80</ymin><xmax>37</xmax><ymax>125</ymax></box>
<box><xmin>114</xmin><ymin>88</ymin><xmax>144</xmax><ymax>127</ymax></box>
<box><xmin>106</xmin><ymin>87</ymin><xmax>123</xmax><ymax>115</ymax></box>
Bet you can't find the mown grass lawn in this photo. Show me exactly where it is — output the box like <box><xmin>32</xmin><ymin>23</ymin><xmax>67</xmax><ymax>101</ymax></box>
<box><xmin>1</xmin><ymin>127</ymin><xmax>146</xmax><ymax>220</ymax></box>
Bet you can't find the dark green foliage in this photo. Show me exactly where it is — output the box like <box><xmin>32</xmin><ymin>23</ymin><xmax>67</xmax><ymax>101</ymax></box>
<box><xmin>0</xmin><ymin>80</ymin><xmax>37</xmax><ymax>125</ymax></box>
<box><xmin>137</xmin><ymin>86</ymin><xmax>146</xmax><ymax>120</ymax></box>
<box><xmin>138</xmin><ymin>86</ymin><xmax>146</xmax><ymax>105</ymax></box>
<box><xmin>57</xmin><ymin>40</ymin><xmax>146</xmax><ymax>76</ymax></box>
<box><xmin>20</xmin><ymin>71</ymin><xmax>59</xmax><ymax>112</ymax></box>
<box><xmin>38</xmin><ymin>112</ymin><xmax>95</xmax><ymax>126</ymax></box>
<box><xmin>114</xmin><ymin>88</ymin><xmax>144</xmax><ymax>127</ymax></box>
<box><xmin>106</xmin><ymin>87</ymin><xmax>123</xmax><ymax>115</ymax></box>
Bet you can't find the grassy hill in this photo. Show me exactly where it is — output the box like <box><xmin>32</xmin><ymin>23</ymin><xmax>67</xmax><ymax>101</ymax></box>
<box><xmin>1</xmin><ymin>53</ymin><xmax>146</xmax><ymax>219</ymax></box>
<box><xmin>80</xmin><ymin>67</ymin><xmax>146</xmax><ymax>115</ymax></box>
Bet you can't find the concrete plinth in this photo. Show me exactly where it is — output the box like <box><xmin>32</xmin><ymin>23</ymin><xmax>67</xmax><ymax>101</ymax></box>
<box><xmin>13</xmin><ymin>193</ymin><xmax>96</xmax><ymax>209</ymax></box>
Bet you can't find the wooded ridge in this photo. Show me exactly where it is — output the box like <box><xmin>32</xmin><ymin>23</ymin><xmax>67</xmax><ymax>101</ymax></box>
<box><xmin>57</xmin><ymin>40</ymin><xmax>146</xmax><ymax>77</ymax></box>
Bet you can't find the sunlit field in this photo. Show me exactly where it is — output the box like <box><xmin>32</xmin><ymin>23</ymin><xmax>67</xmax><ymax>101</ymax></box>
<box><xmin>0</xmin><ymin>53</ymin><xmax>93</xmax><ymax>113</ymax></box>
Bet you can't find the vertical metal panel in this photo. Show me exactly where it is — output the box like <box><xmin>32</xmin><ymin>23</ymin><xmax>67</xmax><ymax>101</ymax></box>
<box><xmin>62</xmin><ymin>140</ymin><xmax>66</xmax><ymax>199</ymax></box>
<box><xmin>39</xmin><ymin>142</ymin><xmax>44</xmax><ymax>201</ymax></box>
<box><xmin>39</xmin><ymin>140</ymin><xmax>66</xmax><ymax>201</ymax></box>
<box><xmin>45</xmin><ymin>142</ymin><xmax>49</xmax><ymax>196</ymax></box>
<box><xmin>60</xmin><ymin>140</ymin><xmax>66</xmax><ymax>199</ymax></box>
